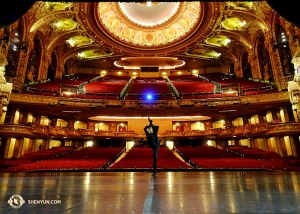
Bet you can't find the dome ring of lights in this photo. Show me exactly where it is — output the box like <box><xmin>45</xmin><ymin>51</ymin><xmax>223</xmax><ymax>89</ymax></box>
<box><xmin>96</xmin><ymin>2</ymin><xmax>203</xmax><ymax>48</ymax></box>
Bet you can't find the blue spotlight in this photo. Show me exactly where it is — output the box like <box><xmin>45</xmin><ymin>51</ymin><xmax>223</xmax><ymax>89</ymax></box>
<box><xmin>146</xmin><ymin>94</ymin><xmax>153</xmax><ymax>100</ymax></box>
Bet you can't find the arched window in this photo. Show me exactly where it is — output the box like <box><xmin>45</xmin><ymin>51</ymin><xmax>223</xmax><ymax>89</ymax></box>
<box><xmin>40</xmin><ymin>116</ymin><xmax>49</xmax><ymax>125</ymax></box>
<box><xmin>190</xmin><ymin>122</ymin><xmax>205</xmax><ymax>131</ymax></box>
<box><xmin>279</xmin><ymin>108</ymin><xmax>286</xmax><ymax>123</ymax></box>
<box><xmin>13</xmin><ymin>110</ymin><xmax>20</xmax><ymax>124</ymax></box>
<box><xmin>172</xmin><ymin>122</ymin><xmax>183</xmax><ymax>131</ymax></box>
<box><xmin>232</xmin><ymin>117</ymin><xmax>243</xmax><ymax>127</ymax></box>
<box><xmin>56</xmin><ymin>119</ymin><xmax>68</xmax><ymax>128</ymax></box>
<box><xmin>212</xmin><ymin>120</ymin><xmax>225</xmax><ymax>129</ymax></box>
<box><xmin>117</xmin><ymin>123</ymin><xmax>127</xmax><ymax>132</ymax></box>
<box><xmin>74</xmin><ymin>121</ymin><xmax>87</xmax><ymax>130</ymax></box>
<box><xmin>47</xmin><ymin>53</ymin><xmax>57</xmax><ymax>81</ymax></box>
<box><xmin>95</xmin><ymin>122</ymin><xmax>110</xmax><ymax>131</ymax></box>
<box><xmin>250</xmin><ymin>115</ymin><xmax>259</xmax><ymax>124</ymax></box>
<box><xmin>257</xmin><ymin>35</ymin><xmax>273</xmax><ymax>81</ymax></box>
<box><xmin>274</xmin><ymin>16</ymin><xmax>294</xmax><ymax>76</ymax></box>
<box><xmin>266</xmin><ymin>111</ymin><xmax>273</xmax><ymax>122</ymax></box>
<box><xmin>27</xmin><ymin>113</ymin><xmax>33</xmax><ymax>124</ymax></box>
<box><xmin>25</xmin><ymin>36</ymin><xmax>42</xmax><ymax>83</ymax></box>
<box><xmin>241</xmin><ymin>52</ymin><xmax>252</xmax><ymax>79</ymax></box>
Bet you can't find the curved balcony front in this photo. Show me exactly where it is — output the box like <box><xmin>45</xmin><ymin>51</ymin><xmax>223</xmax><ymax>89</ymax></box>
<box><xmin>96</xmin><ymin>130</ymin><xmax>115</xmax><ymax>137</ymax></box>
<box><xmin>80</xmin><ymin>129</ymin><xmax>96</xmax><ymax>137</ymax></box>
<box><xmin>219</xmin><ymin>129</ymin><xmax>233</xmax><ymax>138</ymax></box>
<box><xmin>268</xmin><ymin>123</ymin><xmax>300</xmax><ymax>135</ymax></box>
<box><xmin>30</xmin><ymin>125</ymin><xmax>49</xmax><ymax>137</ymax></box>
<box><xmin>0</xmin><ymin>125</ymin><xmax>33</xmax><ymax>138</ymax></box>
<box><xmin>251</xmin><ymin>123</ymin><xmax>269</xmax><ymax>136</ymax></box>
<box><xmin>232</xmin><ymin>126</ymin><xmax>244</xmax><ymax>137</ymax></box>
<box><xmin>66</xmin><ymin>129</ymin><xmax>81</xmax><ymax>138</ymax></box>
<box><xmin>204</xmin><ymin>128</ymin><xmax>220</xmax><ymax>137</ymax></box>
<box><xmin>184</xmin><ymin>130</ymin><xmax>204</xmax><ymax>136</ymax></box>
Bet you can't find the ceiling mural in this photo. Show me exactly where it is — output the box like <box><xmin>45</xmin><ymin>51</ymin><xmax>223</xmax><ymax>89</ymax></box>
<box><xmin>52</xmin><ymin>18</ymin><xmax>78</xmax><ymax>32</ymax></box>
<box><xmin>186</xmin><ymin>49</ymin><xmax>221</xmax><ymax>59</ymax></box>
<box><xmin>77</xmin><ymin>49</ymin><xmax>113</xmax><ymax>59</ymax></box>
<box><xmin>220</xmin><ymin>17</ymin><xmax>247</xmax><ymax>31</ymax></box>
<box><xmin>226</xmin><ymin>2</ymin><xmax>254</xmax><ymax>10</ymax></box>
<box><xmin>66</xmin><ymin>36</ymin><xmax>94</xmax><ymax>48</ymax></box>
<box><xmin>205</xmin><ymin>35</ymin><xmax>231</xmax><ymax>47</ymax></box>
<box><xmin>45</xmin><ymin>2</ymin><xmax>73</xmax><ymax>11</ymax></box>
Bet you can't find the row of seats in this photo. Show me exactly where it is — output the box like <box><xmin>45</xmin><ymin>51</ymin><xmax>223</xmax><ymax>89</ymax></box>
<box><xmin>23</xmin><ymin>74</ymin><xmax>277</xmax><ymax>99</ymax></box>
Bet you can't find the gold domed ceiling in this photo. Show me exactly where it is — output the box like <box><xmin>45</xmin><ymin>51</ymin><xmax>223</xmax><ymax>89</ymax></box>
<box><xmin>20</xmin><ymin>1</ymin><xmax>272</xmax><ymax>75</ymax></box>
<box><xmin>90</xmin><ymin>1</ymin><xmax>220</xmax><ymax>56</ymax></box>
<box><xmin>97</xmin><ymin>2</ymin><xmax>200</xmax><ymax>47</ymax></box>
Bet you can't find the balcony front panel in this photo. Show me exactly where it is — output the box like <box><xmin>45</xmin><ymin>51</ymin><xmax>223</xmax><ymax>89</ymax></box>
<box><xmin>204</xmin><ymin>128</ymin><xmax>220</xmax><ymax>136</ymax></box>
<box><xmin>219</xmin><ymin>128</ymin><xmax>233</xmax><ymax>137</ymax></box>
<box><xmin>232</xmin><ymin>126</ymin><xmax>244</xmax><ymax>137</ymax></box>
<box><xmin>268</xmin><ymin>123</ymin><xmax>300</xmax><ymax>135</ymax></box>
<box><xmin>56</xmin><ymin>128</ymin><xmax>68</xmax><ymax>137</ymax></box>
<box><xmin>115</xmin><ymin>131</ymin><xmax>137</xmax><ymax>137</ymax></box>
<box><xmin>66</xmin><ymin>129</ymin><xmax>81</xmax><ymax>137</ymax></box>
<box><xmin>48</xmin><ymin>127</ymin><xmax>57</xmax><ymax>136</ymax></box>
<box><xmin>30</xmin><ymin>125</ymin><xmax>49</xmax><ymax>137</ymax></box>
<box><xmin>162</xmin><ymin>131</ymin><xmax>184</xmax><ymax>137</ymax></box>
<box><xmin>184</xmin><ymin>130</ymin><xmax>204</xmax><ymax>136</ymax></box>
<box><xmin>0</xmin><ymin>125</ymin><xmax>33</xmax><ymax>137</ymax></box>
<box><xmin>252</xmin><ymin>123</ymin><xmax>268</xmax><ymax>135</ymax></box>
<box><xmin>243</xmin><ymin>124</ymin><xmax>252</xmax><ymax>136</ymax></box>
<box><xmin>96</xmin><ymin>130</ymin><xmax>115</xmax><ymax>137</ymax></box>
<box><xmin>80</xmin><ymin>129</ymin><xmax>96</xmax><ymax>137</ymax></box>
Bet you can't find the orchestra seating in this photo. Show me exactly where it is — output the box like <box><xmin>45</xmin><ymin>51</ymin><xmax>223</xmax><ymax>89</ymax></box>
<box><xmin>176</xmin><ymin>146</ymin><xmax>300</xmax><ymax>170</ymax></box>
<box><xmin>108</xmin><ymin>146</ymin><xmax>193</xmax><ymax>170</ymax></box>
<box><xmin>4</xmin><ymin>147</ymin><xmax>124</xmax><ymax>172</ymax></box>
<box><xmin>0</xmin><ymin>146</ymin><xmax>76</xmax><ymax>169</ymax></box>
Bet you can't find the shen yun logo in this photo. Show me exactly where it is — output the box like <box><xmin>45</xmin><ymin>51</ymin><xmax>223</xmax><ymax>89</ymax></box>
<box><xmin>8</xmin><ymin>195</ymin><xmax>62</xmax><ymax>209</ymax></box>
<box><xmin>8</xmin><ymin>195</ymin><xmax>25</xmax><ymax>209</ymax></box>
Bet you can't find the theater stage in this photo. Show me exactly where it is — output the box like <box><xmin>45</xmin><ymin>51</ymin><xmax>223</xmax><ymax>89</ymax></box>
<box><xmin>1</xmin><ymin>171</ymin><xmax>300</xmax><ymax>213</ymax></box>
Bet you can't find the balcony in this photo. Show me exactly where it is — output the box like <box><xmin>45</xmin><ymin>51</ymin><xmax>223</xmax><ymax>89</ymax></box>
<box><xmin>268</xmin><ymin>123</ymin><xmax>300</xmax><ymax>135</ymax></box>
<box><xmin>66</xmin><ymin>129</ymin><xmax>81</xmax><ymax>138</ymax></box>
<box><xmin>204</xmin><ymin>128</ymin><xmax>220</xmax><ymax>136</ymax></box>
<box><xmin>0</xmin><ymin>124</ymin><xmax>33</xmax><ymax>137</ymax></box>
<box><xmin>30</xmin><ymin>125</ymin><xmax>49</xmax><ymax>137</ymax></box>
<box><xmin>80</xmin><ymin>129</ymin><xmax>96</xmax><ymax>137</ymax></box>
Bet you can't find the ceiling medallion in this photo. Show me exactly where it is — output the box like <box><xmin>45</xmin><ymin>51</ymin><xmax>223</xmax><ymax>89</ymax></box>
<box><xmin>97</xmin><ymin>2</ymin><xmax>201</xmax><ymax>47</ymax></box>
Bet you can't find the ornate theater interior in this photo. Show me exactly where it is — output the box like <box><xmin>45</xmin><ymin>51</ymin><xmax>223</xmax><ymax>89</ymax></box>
<box><xmin>1</xmin><ymin>0</ymin><xmax>300</xmax><ymax>172</ymax></box>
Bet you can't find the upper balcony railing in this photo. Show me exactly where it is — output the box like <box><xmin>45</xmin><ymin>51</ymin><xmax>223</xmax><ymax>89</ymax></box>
<box><xmin>1</xmin><ymin>122</ymin><xmax>299</xmax><ymax>140</ymax></box>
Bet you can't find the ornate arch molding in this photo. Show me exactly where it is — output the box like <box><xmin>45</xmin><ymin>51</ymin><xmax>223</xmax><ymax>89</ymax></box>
<box><xmin>29</xmin><ymin>11</ymin><xmax>76</xmax><ymax>34</ymax></box>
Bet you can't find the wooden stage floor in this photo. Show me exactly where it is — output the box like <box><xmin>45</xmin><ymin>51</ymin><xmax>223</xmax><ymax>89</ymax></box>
<box><xmin>1</xmin><ymin>171</ymin><xmax>300</xmax><ymax>213</ymax></box>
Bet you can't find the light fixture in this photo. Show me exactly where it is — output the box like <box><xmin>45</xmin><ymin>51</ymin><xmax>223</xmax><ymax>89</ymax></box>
<box><xmin>146</xmin><ymin>1</ymin><xmax>152</xmax><ymax>6</ymax></box>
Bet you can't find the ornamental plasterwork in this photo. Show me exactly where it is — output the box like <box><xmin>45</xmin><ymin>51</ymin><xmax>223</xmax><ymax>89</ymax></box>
<box><xmin>186</xmin><ymin>48</ymin><xmax>221</xmax><ymax>59</ymax></box>
<box><xmin>226</xmin><ymin>2</ymin><xmax>254</xmax><ymax>11</ymax></box>
<box><xmin>77</xmin><ymin>49</ymin><xmax>113</xmax><ymax>59</ymax></box>
<box><xmin>97</xmin><ymin>2</ymin><xmax>201</xmax><ymax>47</ymax></box>
<box><xmin>66</xmin><ymin>35</ymin><xmax>94</xmax><ymax>47</ymax></box>
<box><xmin>221</xmin><ymin>17</ymin><xmax>247</xmax><ymax>31</ymax></box>
<box><xmin>205</xmin><ymin>35</ymin><xmax>231</xmax><ymax>47</ymax></box>
<box><xmin>45</xmin><ymin>2</ymin><xmax>73</xmax><ymax>11</ymax></box>
<box><xmin>51</xmin><ymin>18</ymin><xmax>78</xmax><ymax>32</ymax></box>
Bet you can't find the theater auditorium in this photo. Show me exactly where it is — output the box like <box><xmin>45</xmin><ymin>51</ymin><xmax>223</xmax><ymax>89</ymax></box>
<box><xmin>1</xmin><ymin>1</ymin><xmax>300</xmax><ymax>213</ymax></box>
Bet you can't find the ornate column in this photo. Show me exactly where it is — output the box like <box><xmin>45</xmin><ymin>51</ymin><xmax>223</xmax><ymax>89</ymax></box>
<box><xmin>0</xmin><ymin>52</ymin><xmax>12</xmax><ymax>124</ymax></box>
<box><xmin>288</xmin><ymin>56</ymin><xmax>300</xmax><ymax>120</ymax></box>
